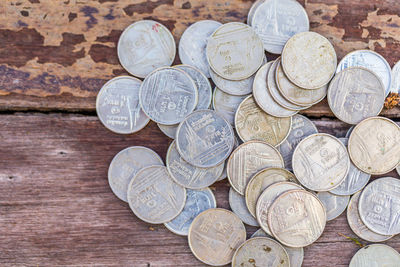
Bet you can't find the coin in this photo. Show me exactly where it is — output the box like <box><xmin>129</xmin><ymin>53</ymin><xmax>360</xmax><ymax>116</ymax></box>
<box><xmin>139</xmin><ymin>67</ymin><xmax>198</xmax><ymax>125</ymax></box>
<box><xmin>166</xmin><ymin>141</ymin><xmax>224</xmax><ymax>189</ymax></box>
<box><xmin>348</xmin><ymin>116</ymin><xmax>400</xmax><ymax>175</ymax></box>
<box><xmin>329</xmin><ymin>138</ymin><xmax>371</xmax><ymax>196</ymax></box>
<box><xmin>251</xmin><ymin>0</ymin><xmax>309</xmax><ymax>54</ymax></box>
<box><xmin>247</xmin><ymin>0</ymin><xmax>265</xmax><ymax>26</ymax></box>
<box><xmin>164</xmin><ymin>188</ymin><xmax>216</xmax><ymax>236</ymax></box>
<box><xmin>316</xmin><ymin>191</ymin><xmax>349</xmax><ymax>221</ymax></box>
<box><xmin>231</xmin><ymin>237</ymin><xmax>290</xmax><ymax>267</ymax></box>
<box><xmin>212</xmin><ymin>87</ymin><xmax>249</xmax><ymax>126</ymax></box>
<box><xmin>391</xmin><ymin>60</ymin><xmax>400</xmax><ymax>94</ymax></box>
<box><xmin>179</xmin><ymin>20</ymin><xmax>222</xmax><ymax>78</ymax></box>
<box><xmin>229</xmin><ymin>187</ymin><xmax>259</xmax><ymax>226</ymax></box>
<box><xmin>337</xmin><ymin>50</ymin><xmax>392</xmax><ymax>96</ymax></box>
<box><xmin>209</xmin><ymin>67</ymin><xmax>255</xmax><ymax>96</ymax></box>
<box><xmin>268</xmin><ymin>189</ymin><xmax>326</xmax><ymax>247</ymax></box>
<box><xmin>96</xmin><ymin>76</ymin><xmax>150</xmax><ymax>134</ymax></box>
<box><xmin>217</xmin><ymin>135</ymin><xmax>240</xmax><ymax>181</ymax></box>
<box><xmin>117</xmin><ymin>20</ymin><xmax>175</xmax><ymax>78</ymax></box>
<box><xmin>345</xmin><ymin>125</ymin><xmax>355</xmax><ymax>138</ymax></box>
<box><xmin>358</xmin><ymin>177</ymin><xmax>400</xmax><ymax>235</ymax></box>
<box><xmin>127</xmin><ymin>166</ymin><xmax>186</xmax><ymax>224</ymax></box>
<box><xmin>235</xmin><ymin>95</ymin><xmax>292</xmax><ymax>146</ymax></box>
<box><xmin>188</xmin><ymin>208</ymin><xmax>246</xmax><ymax>266</ymax></box>
<box><xmin>277</xmin><ymin>114</ymin><xmax>318</xmax><ymax>170</ymax></box>
<box><xmin>328</xmin><ymin>67</ymin><xmax>385</xmax><ymax>125</ymax></box>
<box><xmin>282</xmin><ymin>31</ymin><xmax>337</xmax><ymax>89</ymax></box>
<box><xmin>176</xmin><ymin>109</ymin><xmax>235</xmax><ymax>168</ymax></box>
<box><xmin>227</xmin><ymin>140</ymin><xmax>284</xmax><ymax>195</ymax></box>
<box><xmin>349</xmin><ymin>244</ymin><xmax>400</xmax><ymax>267</ymax></box>
<box><xmin>397</xmin><ymin>165</ymin><xmax>400</xmax><ymax>176</ymax></box>
<box><xmin>157</xmin><ymin>123</ymin><xmax>178</xmax><ymax>139</ymax></box>
<box><xmin>347</xmin><ymin>192</ymin><xmax>393</xmax><ymax>242</ymax></box>
<box><xmin>206</xmin><ymin>22</ymin><xmax>264</xmax><ymax>80</ymax></box>
<box><xmin>108</xmin><ymin>146</ymin><xmax>164</xmax><ymax>202</ymax></box>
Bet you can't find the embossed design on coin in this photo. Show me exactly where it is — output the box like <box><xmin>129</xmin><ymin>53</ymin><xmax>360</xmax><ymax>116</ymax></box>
<box><xmin>96</xmin><ymin>76</ymin><xmax>150</xmax><ymax>134</ymax></box>
<box><xmin>349</xmin><ymin>244</ymin><xmax>400</xmax><ymax>267</ymax></box>
<box><xmin>391</xmin><ymin>60</ymin><xmax>400</xmax><ymax>94</ymax></box>
<box><xmin>210</xmin><ymin>67</ymin><xmax>255</xmax><ymax>96</ymax></box>
<box><xmin>127</xmin><ymin>166</ymin><xmax>186</xmax><ymax>224</ymax></box>
<box><xmin>157</xmin><ymin>123</ymin><xmax>178</xmax><ymax>139</ymax></box>
<box><xmin>188</xmin><ymin>208</ymin><xmax>246</xmax><ymax>266</ymax></box>
<box><xmin>118</xmin><ymin>20</ymin><xmax>176</xmax><ymax>78</ymax></box>
<box><xmin>212</xmin><ymin>87</ymin><xmax>249</xmax><ymax>126</ymax></box>
<box><xmin>229</xmin><ymin>187</ymin><xmax>259</xmax><ymax>226</ymax></box>
<box><xmin>317</xmin><ymin>191</ymin><xmax>349</xmax><ymax>221</ymax></box>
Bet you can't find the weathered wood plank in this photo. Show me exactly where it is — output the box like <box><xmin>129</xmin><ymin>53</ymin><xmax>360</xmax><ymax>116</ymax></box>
<box><xmin>0</xmin><ymin>113</ymin><xmax>398</xmax><ymax>266</ymax></box>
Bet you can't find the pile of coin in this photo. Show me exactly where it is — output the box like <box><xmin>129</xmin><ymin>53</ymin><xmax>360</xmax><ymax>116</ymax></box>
<box><xmin>96</xmin><ymin>0</ymin><xmax>400</xmax><ymax>265</ymax></box>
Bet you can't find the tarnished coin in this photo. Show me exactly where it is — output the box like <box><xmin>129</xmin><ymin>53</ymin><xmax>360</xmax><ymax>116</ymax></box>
<box><xmin>391</xmin><ymin>60</ymin><xmax>400</xmax><ymax>94</ymax></box>
<box><xmin>329</xmin><ymin>138</ymin><xmax>371</xmax><ymax>196</ymax></box>
<box><xmin>235</xmin><ymin>95</ymin><xmax>292</xmax><ymax>146</ymax></box>
<box><xmin>268</xmin><ymin>189</ymin><xmax>326</xmax><ymax>248</ymax></box>
<box><xmin>164</xmin><ymin>188</ymin><xmax>216</xmax><ymax>236</ymax></box>
<box><xmin>229</xmin><ymin>187</ymin><xmax>259</xmax><ymax>226</ymax></box>
<box><xmin>176</xmin><ymin>109</ymin><xmax>235</xmax><ymax>168</ymax></box>
<box><xmin>96</xmin><ymin>76</ymin><xmax>150</xmax><ymax>134</ymax></box>
<box><xmin>188</xmin><ymin>208</ymin><xmax>246</xmax><ymax>266</ymax></box>
<box><xmin>349</xmin><ymin>244</ymin><xmax>400</xmax><ymax>267</ymax></box>
<box><xmin>247</xmin><ymin>0</ymin><xmax>265</xmax><ymax>26</ymax></box>
<box><xmin>212</xmin><ymin>87</ymin><xmax>249</xmax><ymax>126</ymax></box>
<box><xmin>206</xmin><ymin>22</ymin><xmax>264</xmax><ymax>80</ymax></box>
<box><xmin>347</xmin><ymin>192</ymin><xmax>393</xmax><ymax>242</ymax></box>
<box><xmin>232</xmin><ymin>237</ymin><xmax>290</xmax><ymax>267</ymax></box>
<box><xmin>292</xmin><ymin>133</ymin><xmax>350</xmax><ymax>191</ymax></box>
<box><xmin>277</xmin><ymin>114</ymin><xmax>318</xmax><ymax>170</ymax></box>
<box><xmin>316</xmin><ymin>191</ymin><xmax>349</xmax><ymax>221</ymax></box>
<box><xmin>348</xmin><ymin>116</ymin><xmax>400</xmax><ymax>175</ymax></box>
<box><xmin>210</xmin><ymin>67</ymin><xmax>255</xmax><ymax>96</ymax></box>
<box><xmin>117</xmin><ymin>20</ymin><xmax>175</xmax><ymax>78</ymax></box>
<box><xmin>166</xmin><ymin>141</ymin><xmax>224</xmax><ymax>189</ymax></box>
<box><xmin>328</xmin><ymin>67</ymin><xmax>385</xmax><ymax>125</ymax></box>
<box><xmin>139</xmin><ymin>67</ymin><xmax>198</xmax><ymax>125</ymax></box>
<box><xmin>127</xmin><ymin>166</ymin><xmax>186</xmax><ymax>224</ymax></box>
<box><xmin>337</xmin><ymin>50</ymin><xmax>392</xmax><ymax>96</ymax></box>
<box><xmin>282</xmin><ymin>32</ymin><xmax>337</xmax><ymax>89</ymax></box>
<box><xmin>179</xmin><ymin>20</ymin><xmax>222</xmax><ymax>78</ymax></box>
<box><xmin>108</xmin><ymin>146</ymin><xmax>163</xmax><ymax>202</ymax></box>
<box><xmin>251</xmin><ymin>0</ymin><xmax>309</xmax><ymax>54</ymax></box>
<box><xmin>359</xmin><ymin>177</ymin><xmax>400</xmax><ymax>235</ymax></box>
<box><xmin>227</xmin><ymin>140</ymin><xmax>284</xmax><ymax>195</ymax></box>
<box><xmin>157</xmin><ymin>123</ymin><xmax>178</xmax><ymax>139</ymax></box>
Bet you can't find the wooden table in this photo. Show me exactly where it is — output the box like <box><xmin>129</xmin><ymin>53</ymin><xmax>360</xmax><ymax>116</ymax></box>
<box><xmin>0</xmin><ymin>1</ymin><xmax>399</xmax><ymax>266</ymax></box>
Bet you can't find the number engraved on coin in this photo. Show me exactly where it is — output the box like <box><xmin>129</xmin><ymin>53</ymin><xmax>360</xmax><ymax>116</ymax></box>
<box><xmin>316</xmin><ymin>191</ymin><xmax>349</xmax><ymax>221</ymax></box>
<box><xmin>212</xmin><ymin>87</ymin><xmax>249</xmax><ymax>126</ymax></box>
<box><xmin>229</xmin><ymin>187</ymin><xmax>259</xmax><ymax>227</ymax></box>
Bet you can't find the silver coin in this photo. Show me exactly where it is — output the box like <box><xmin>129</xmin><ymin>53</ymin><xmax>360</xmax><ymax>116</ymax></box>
<box><xmin>166</xmin><ymin>141</ymin><xmax>224</xmax><ymax>189</ymax></box>
<box><xmin>337</xmin><ymin>50</ymin><xmax>392</xmax><ymax>96</ymax></box>
<box><xmin>217</xmin><ymin>135</ymin><xmax>240</xmax><ymax>181</ymax></box>
<box><xmin>229</xmin><ymin>187</ymin><xmax>259</xmax><ymax>226</ymax></box>
<box><xmin>317</xmin><ymin>191</ymin><xmax>349</xmax><ymax>221</ymax></box>
<box><xmin>176</xmin><ymin>109</ymin><xmax>235</xmax><ymax>168</ymax></box>
<box><xmin>96</xmin><ymin>76</ymin><xmax>150</xmax><ymax>134</ymax></box>
<box><xmin>397</xmin><ymin>165</ymin><xmax>400</xmax><ymax>176</ymax></box>
<box><xmin>209</xmin><ymin>67</ymin><xmax>255</xmax><ymax>96</ymax></box>
<box><xmin>359</xmin><ymin>177</ymin><xmax>400</xmax><ymax>235</ymax></box>
<box><xmin>157</xmin><ymin>123</ymin><xmax>178</xmax><ymax>139</ymax></box>
<box><xmin>345</xmin><ymin>125</ymin><xmax>355</xmax><ymax>138</ymax></box>
<box><xmin>178</xmin><ymin>20</ymin><xmax>222</xmax><ymax>78</ymax></box>
<box><xmin>117</xmin><ymin>20</ymin><xmax>176</xmax><ymax>78</ymax></box>
<box><xmin>127</xmin><ymin>166</ymin><xmax>186</xmax><ymax>224</ymax></box>
<box><xmin>251</xmin><ymin>0</ymin><xmax>309</xmax><ymax>54</ymax></box>
<box><xmin>139</xmin><ymin>67</ymin><xmax>198</xmax><ymax>125</ymax></box>
<box><xmin>247</xmin><ymin>0</ymin><xmax>265</xmax><ymax>26</ymax></box>
<box><xmin>277</xmin><ymin>114</ymin><xmax>318</xmax><ymax>171</ymax></box>
<box><xmin>212</xmin><ymin>87</ymin><xmax>249</xmax><ymax>126</ymax></box>
<box><xmin>349</xmin><ymin>244</ymin><xmax>400</xmax><ymax>267</ymax></box>
<box><xmin>391</xmin><ymin>60</ymin><xmax>400</xmax><ymax>94</ymax></box>
<box><xmin>108</xmin><ymin>146</ymin><xmax>164</xmax><ymax>202</ymax></box>
<box><xmin>164</xmin><ymin>188</ymin><xmax>216</xmax><ymax>236</ymax></box>
<box><xmin>329</xmin><ymin>138</ymin><xmax>371</xmax><ymax>196</ymax></box>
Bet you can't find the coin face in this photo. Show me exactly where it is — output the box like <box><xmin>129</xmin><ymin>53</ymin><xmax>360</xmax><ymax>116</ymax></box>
<box><xmin>164</xmin><ymin>188</ymin><xmax>216</xmax><ymax>236</ymax></box>
<box><xmin>176</xmin><ymin>109</ymin><xmax>235</xmax><ymax>168</ymax></box>
<box><xmin>210</xmin><ymin>67</ymin><xmax>255</xmax><ymax>96</ymax></box>
<box><xmin>292</xmin><ymin>133</ymin><xmax>350</xmax><ymax>191</ymax></box>
<box><xmin>328</xmin><ymin>67</ymin><xmax>385</xmax><ymax>125</ymax></box>
<box><xmin>282</xmin><ymin>32</ymin><xmax>337</xmax><ymax>89</ymax></box>
<box><xmin>349</xmin><ymin>244</ymin><xmax>400</xmax><ymax>267</ymax></box>
<box><xmin>117</xmin><ymin>20</ymin><xmax>175</xmax><ymax>78</ymax></box>
<box><xmin>166</xmin><ymin>141</ymin><xmax>224</xmax><ymax>189</ymax></box>
<box><xmin>348</xmin><ymin>117</ymin><xmax>400</xmax><ymax>175</ymax></box>
<box><xmin>188</xmin><ymin>208</ymin><xmax>246</xmax><ymax>266</ymax></box>
<box><xmin>232</xmin><ymin>237</ymin><xmax>290</xmax><ymax>267</ymax></box>
<box><xmin>96</xmin><ymin>76</ymin><xmax>150</xmax><ymax>134</ymax></box>
<box><xmin>235</xmin><ymin>95</ymin><xmax>292</xmax><ymax>146</ymax></box>
<box><xmin>251</xmin><ymin>0</ymin><xmax>309</xmax><ymax>54</ymax></box>
<box><xmin>127</xmin><ymin>166</ymin><xmax>186</xmax><ymax>224</ymax></box>
<box><xmin>391</xmin><ymin>60</ymin><xmax>400</xmax><ymax>94</ymax></box>
<box><xmin>139</xmin><ymin>67</ymin><xmax>198</xmax><ymax>125</ymax></box>
<box><xmin>337</xmin><ymin>50</ymin><xmax>392</xmax><ymax>96</ymax></box>
<box><xmin>212</xmin><ymin>87</ymin><xmax>249</xmax><ymax>126</ymax></box>
<box><xmin>229</xmin><ymin>187</ymin><xmax>259</xmax><ymax>226</ymax></box>
<box><xmin>268</xmin><ymin>190</ymin><xmax>326</xmax><ymax>247</ymax></box>
<box><xmin>157</xmin><ymin>123</ymin><xmax>178</xmax><ymax>139</ymax></box>
<box><xmin>347</xmin><ymin>192</ymin><xmax>393</xmax><ymax>242</ymax></box>
<box><xmin>108</xmin><ymin>146</ymin><xmax>164</xmax><ymax>202</ymax></box>
<box><xmin>316</xmin><ymin>191</ymin><xmax>349</xmax><ymax>221</ymax></box>
<box><xmin>179</xmin><ymin>20</ymin><xmax>222</xmax><ymax>78</ymax></box>
<box><xmin>207</xmin><ymin>22</ymin><xmax>264</xmax><ymax>80</ymax></box>
<box><xmin>359</xmin><ymin>177</ymin><xmax>400</xmax><ymax>235</ymax></box>
<box><xmin>227</xmin><ymin>141</ymin><xmax>284</xmax><ymax>195</ymax></box>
